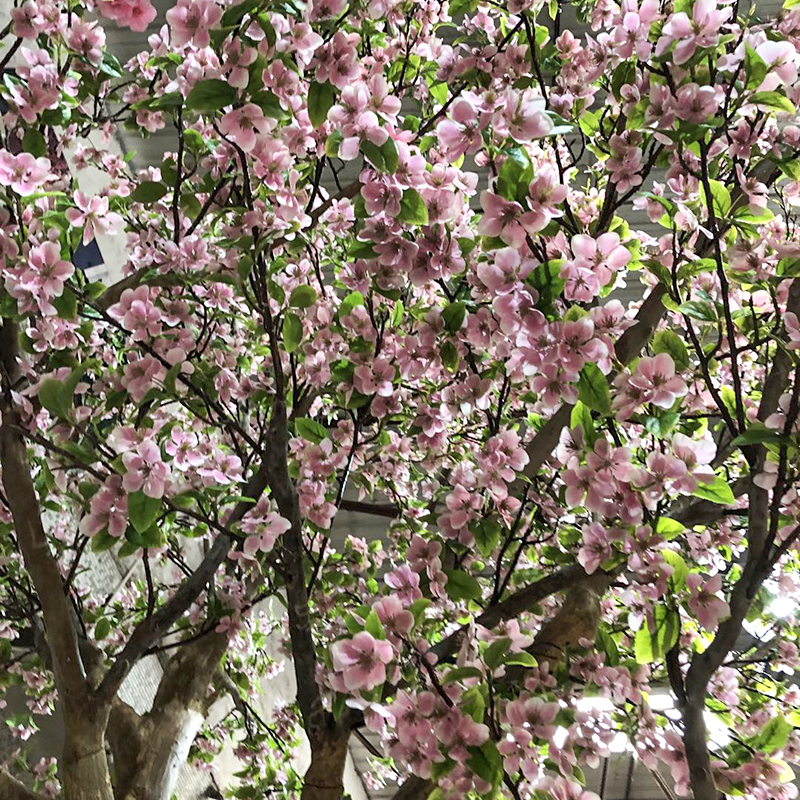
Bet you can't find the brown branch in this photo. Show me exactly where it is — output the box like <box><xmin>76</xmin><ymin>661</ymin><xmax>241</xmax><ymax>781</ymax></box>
<box><xmin>427</xmin><ymin>564</ymin><xmax>592</xmax><ymax>665</ymax></box>
<box><xmin>0</xmin><ymin>770</ymin><xmax>49</xmax><ymax>800</ymax></box>
<box><xmin>681</xmin><ymin>278</ymin><xmax>800</xmax><ymax>800</ymax></box>
<box><xmin>521</xmin><ymin>285</ymin><xmax>667</xmax><ymax>480</ymax></box>
<box><xmin>94</xmin><ymin>463</ymin><xmax>270</xmax><ymax>707</ymax></box>
<box><xmin>0</xmin><ymin>322</ymin><xmax>89</xmax><ymax>713</ymax></box>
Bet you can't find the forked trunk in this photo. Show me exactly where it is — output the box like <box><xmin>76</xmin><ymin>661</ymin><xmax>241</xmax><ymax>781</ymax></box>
<box><xmin>300</xmin><ymin>733</ymin><xmax>350</xmax><ymax>800</ymax></box>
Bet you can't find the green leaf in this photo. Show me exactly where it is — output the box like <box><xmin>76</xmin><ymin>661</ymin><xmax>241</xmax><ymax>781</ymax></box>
<box><xmin>379</xmin><ymin>138</ymin><xmax>399</xmax><ymax>173</ymax></box>
<box><xmin>527</xmin><ymin>259</ymin><xmax>566</xmax><ymax>312</ymax></box>
<box><xmin>365</xmin><ymin>609</ymin><xmax>385</xmax><ymax>640</ymax></box>
<box><xmin>289</xmin><ymin>285</ymin><xmax>317</xmax><ymax>308</ymax></box>
<box><xmin>185</xmin><ymin>79</ymin><xmax>237</xmax><ymax>112</ymax></box>
<box><xmin>483</xmin><ymin>637</ymin><xmax>512</xmax><ymax>670</ymax></box>
<box><xmin>577</xmin><ymin>363</ymin><xmax>611</xmax><ymax>415</ymax></box>
<box><xmin>744</xmin><ymin>44</ymin><xmax>769</xmax><ymax>90</ymax></box>
<box><xmin>702</xmin><ymin>179</ymin><xmax>732</xmax><ymax>217</ymax></box>
<box><xmin>570</xmin><ymin>401</ymin><xmax>597</xmax><ymax>446</ymax></box>
<box><xmin>661</xmin><ymin>549</ymin><xmax>688</xmax><ymax>592</ymax></box>
<box><xmin>466</xmin><ymin>740</ymin><xmax>503</xmax><ymax>787</ymax></box>
<box><xmin>146</xmin><ymin>91</ymin><xmax>184</xmax><ymax>111</ymax></box>
<box><xmin>750</xmin><ymin>91</ymin><xmax>796</xmax><ymax>114</ymax></box>
<box><xmin>251</xmin><ymin>89</ymin><xmax>283</xmax><ymax>119</ymax></box>
<box><xmin>91</xmin><ymin>530</ymin><xmax>117</xmax><ymax>553</ymax></box>
<box><xmin>473</xmin><ymin>518</ymin><xmax>500</xmax><ymax>558</ymax></box>
<box><xmin>130</xmin><ymin>181</ymin><xmax>169</xmax><ymax>204</ymax></box>
<box><xmin>461</xmin><ymin>686</ymin><xmax>486</xmax><ymax>724</ymax></box>
<box><xmin>497</xmin><ymin>148</ymin><xmax>532</xmax><ymax>202</ymax></box>
<box><xmin>596</xmin><ymin>626</ymin><xmax>619</xmax><ymax>666</ymax></box>
<box><xmin>398</xmin><ymin>188</ymin><xmax>429</xmax><ymax>225</ymax></box>
<box><xmin>751</xmin><ymin>716</ymin><xmax>793</xmax><ymax>754</ymax></box>
<box><xmin>94</xmin><ymin>618</ymin><xmax>112</xmax><ymax>641</ymax></box>
<box><xmin>691</xmin><ymin>474</ymin><xmax>736</xmax><ymax>505</ymax></box>
<box><xmin>504</xmin><ymin>651</ymin><xmax>538</xmax><ymax>667</ymax></box>
<box><xmin>38</xmin><ymin>378</ymin><xmax>73</xmax><ymax>418</ymax></box>
<box><xmin>99</xmin><ymin>51</ymin><xmax>124</xmax><ymax>78</ymax></box>
<box><xmin>22</xmin><ymin>129</ymin><xmax>46</xmax><ymax>158</ymax></box>
<box><xmin>308</xmin><ymin>81</ymin><xmax>335</xmax><ymax>128</ymax></box>
<box><xmin>344</xmin><ymin>614</ymin><xmax>362</xmax><ymax>635</ymax></box>
<box><xmin>440</xmin><ymin>341</ymin><xmax>459</xmax><ymax>372</ymax></box>
<box><xmin>52</xmin><ymin>287</ymin><xmax>78</xmax><ymax>320</ymax></box>
<box><xmin>339</xmin><ymin>290</ymin><xmax>365</xmax><ymax>318</ymax></box>
<box><xmin>295</xmin><ymin>417</ymin><xmax>328</xmax><ymax>443</ymax></box>
<box><xmin>656</xmin><ymin>517</ymin><xmax>685</xmax><ymax>539</ymax></box>
<box><xmin>128</xmin><ymin>490</ymin><xmax>162</xmax><ymax>535</ymax></box>
<box><xmin>679</xmin><ymin>300</ymin><xmax>717</xmax><ymax>322</ymax></box>
<box><xmin>442</xmin><ymin>666</ymin><xmax>483</xmax><ymax>685</ymax></box>
<box><xmin>442</xmin><ymin>301</ymin><xmax>466</xmax><ymax>334</ymax></box>
<box><xmin>221</xmin><ymin>0</ymin><xmax>260</xmax><ymax>26</ymax></box>
<box><xmin>652</xmin><ymin>329</ymin><xmax>690</xmax><ymax>371</ymax></box>
<box><xmin>731</xmin><ymin>424</ymin><xmax>790</xmax><ymax>447</ymax></box>
<box><xmin>444</xmin><ymin>569</ymin><xmax>482</xmax><ymax>602</ymax></box>
<box><xmin>255</xmin><ymin>12</ymin><xmax>276</xmax><ymax>46</ymax></box>
<box><xmin>409</xmin><ymin>598</ymin><xmax>431</xmax><ymax>625</ymax></box>
<box><xmin>644</xmin><ymin>411</ymin><xmax>680</xmax><ymax>439</ymax></box>
<box><xmin>325</xmin><ymin>130</ymin><xmax>344</xmax><ymax>158</ymax></box>
<box><xmin>635</xmin><ymin>604</ymin><xmax>680</xmax><ymax>664</ymax></box>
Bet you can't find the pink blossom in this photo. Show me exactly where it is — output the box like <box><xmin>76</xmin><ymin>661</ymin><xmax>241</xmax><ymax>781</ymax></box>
<box><xmin>656</xmin><ymin>0</ymin><xmax>730</xmax><ymax>65</ymax></box>
<box><xmin>80</xmin><ymin>476</ymin><xmax>128</xmax><ymax>538</ymax></box>
<box><xmin>671</xmin><ymin>433</ymin><xmax>716</xmax><ymax>492</ymax></box>
<box><xmin>498</xmin><ymin>90</ymin><xmax>553</xmax><ymax>142</ymax></box>
<box><xmin>578</xmin><ymin>522</ymin><xmax>613</xmax><ymax>574</ymax></box>
<box><xmin>65</xmin><ymin>191</ymin><xmax>124</xmax><ymax>245</ymax></box>
<box><xmin>538</xmin><ymin>776</ymin><xmax>600</xmax><ymax>800</ymax></box>
<box><xmin>477</xmin><ymin>191</ymin><xmax>542</xmax><ymax>247</ymax></box>
<box><xmin>109</xmin><ymin>286</ymin><xmax>163</xmax><ymax>342</ymax></box>
<box><xmin>562</xmin><ymin>232</ymin><xmax>631</xmax><ymax>301</ymax></box>
<box><xmin>331</xmin><ymin>631</ymin><xmax>394</xmax><ymax>691</ymax></box>
<box><xmin>0</xmin><ymin>151</ymin><xmax>50</xmax><ymax>196</ymax></box>
<box><xmin>384</xmin><ymin>565</ymin><xmax>422</xmax><ymax>604</ymax></box>
<box><xmin>527</xmin><ymin>168</ymin><xmax>568</xmax><ymax>230</ymax></box>
<box><xmin>372</xmin><ymin>596</ymin><xmax>414</xmax><ymax>636</ymax></box>
<box><xmin>354</xmin><ymin>358</ymin><xmax>395</xmax><ymax>397</ymax></box>
<box><xmin>165</xmin><ymin>428</ymin><xmax>204</xmax><ymax>470</ymax></box>
<box><xmin>66</xmin><ymin>21</ymin><xmax>106</xmax><ymax>65</ymax></box>
<box><xmin>166</xmin><ymin>0</ymin><xmax>222</xmax><ymax>47</ymax></box>
<box><xmin>242</xmin><ymin>511</ymin><xmax>291</xmax><ymax>557</ymax></box>
<box><xmin>97</xmin><ymin>0</ymin><xmax>157</xmax><ymax>32</ymax></box>
<box><xmin>785</xmin><ymin>312</ymin><xmax>800</xmax><ymax>350</ymax></box>
<box><xmin>436</xmin><ymin>98</ymin><xmax>484</xmax><ymax>161</ymax></box>
<box><xmin>674</xmin><ymin>83</ymin><xmax>719</xmax><ymax>123</ymax></box>
<box><xmin>687</xmin><ymin>573</ymin><xmax>730</xmax><ymax>630</ymax></box>
<box><xmin>122</xmin><ymin>440</ymin><xmax>170</xmax><ymax>499</ymax></box>
<box><xmin>219</xmin><ymin>104</ymin><xmax>272</xmax><ymax>152</ymax></box>
<box><xmin>629</xmin><ymin>353</ymin><xmax>688</xmax><ymax>409</ymax></box>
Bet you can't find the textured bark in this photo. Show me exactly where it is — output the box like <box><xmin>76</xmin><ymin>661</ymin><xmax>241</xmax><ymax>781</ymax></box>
<box><xmin>300</xmin><ymin>732</ymin><xmax>350</xmax><ymax>800</ymax></box>
<box><xmin>679</xmin><ymin>279</ymin><xmax>800</xmax><ymax>800</ymax></box>
<box><xmin>61</xmin><ymin>713</ymin><xmax>114</xmax><ymax>800</ymax></box>
<box><xmin>115</xmin><ymin>634</ymin><xmax>227</xmax><ymax>800</ymax></box>
<box><xmin>0</xmin><ymin>321</ymin><xmax>114</xmax><ymax>800</ymax></box>
<box><xmin>0</xmin><ymin>770</ymin><xmax>49</xmax><ymax>800</ymax></box>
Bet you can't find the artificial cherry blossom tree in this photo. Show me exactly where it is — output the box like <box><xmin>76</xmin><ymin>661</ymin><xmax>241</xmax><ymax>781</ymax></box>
<box><xmin>0</xmin><ymin>0</ymin><xmax>799</xmax><ymax>799</ymax></box>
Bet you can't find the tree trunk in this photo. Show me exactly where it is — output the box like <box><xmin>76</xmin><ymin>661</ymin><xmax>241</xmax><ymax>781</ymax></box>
<box><xmin>61</xmin><ymin>714</ymin><xmax>114</xmax><ymax>800</ymax></box>
<box><xmin>301</xmin><ymin>732</ymin><xmax>350</xmax><ymax>800</ymax></box>
<box><xmin>114</xmin><ymin>634</ymin><xmax>227</xmax><ymax>800</ymax></box>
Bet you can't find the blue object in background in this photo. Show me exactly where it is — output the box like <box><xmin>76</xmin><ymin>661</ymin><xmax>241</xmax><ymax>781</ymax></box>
<box><xmin>72</xmin><ymin>238</ymin><xmax>104</xmax><ymax>270</ymax></box>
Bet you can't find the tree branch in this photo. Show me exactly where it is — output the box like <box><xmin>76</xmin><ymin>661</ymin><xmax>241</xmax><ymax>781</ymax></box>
<box><xmin>94</xmin><ymin>463</ymin><xmax>270</xmax><ymax>706</ymax></box>
<box><xmin>0</xmin><ymin>770</ymin><xmax>49</xmax><ymax>800</ymax></box>
<box><xmin>0</xmin><ymin>321</ymin><xmax>89</xmax><ymax>713</ymax></box>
